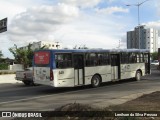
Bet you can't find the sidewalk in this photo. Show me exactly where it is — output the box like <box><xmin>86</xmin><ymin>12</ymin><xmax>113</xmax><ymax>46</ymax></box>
<box><xmin>0</xmin><ymin>74</ymin><xmax>21</xmax><ymax>84</ymax></box>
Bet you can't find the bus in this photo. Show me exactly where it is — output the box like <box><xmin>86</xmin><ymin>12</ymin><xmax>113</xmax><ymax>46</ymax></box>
<box><xmin>33</xmin><ymin>49</ymin><xmax>150</xmax><ymax>87</ymax></box>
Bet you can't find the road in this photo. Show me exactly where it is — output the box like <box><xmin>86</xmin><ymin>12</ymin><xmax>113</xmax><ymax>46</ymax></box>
<box><xmin>0</xmin><ymin>68</ymin><xmax>160</xmax><ymax>111</ymax></box>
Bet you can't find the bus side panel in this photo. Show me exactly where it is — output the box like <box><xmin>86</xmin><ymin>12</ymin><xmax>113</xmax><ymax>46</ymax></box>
<box><xmin>84</xmin><ymin>65</ymin><xmax>112</xmax><ymax>85</ymax></box>
<box><xmin>121</xmin><ymin>63</ymin><xmax>145</xmax><ymax>79</ymax></box>
<box><xmin>54</xmin><ymin>68</ymin><xmax>75</xmax><ymax>87</ymax></box>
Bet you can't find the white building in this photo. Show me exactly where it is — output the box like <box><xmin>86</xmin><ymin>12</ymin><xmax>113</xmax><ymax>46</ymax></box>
<box><xmin>145</xmin><ymin>28</ymin><xmax>158</xmax><ymax>53</ymax></box>
<box><xmin>21</xmin><ymin>41</ymin><xmax>62</xmax><ymax>50</ymax></box>
<box><xmin>127</xmin><ymin>26</ymin><xmax>158</xmax><ymax>53</ymax></box>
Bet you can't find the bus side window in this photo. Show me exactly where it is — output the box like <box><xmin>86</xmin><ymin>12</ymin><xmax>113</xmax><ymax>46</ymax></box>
<box><xmin>137</xmin><ymin>53</ymin><xmax>140</xmax><ymax>63</ymax></box>
<box><xmin>98</xmin><ymin>53</ymin><xmax>104</xmax><ymax>65</ymax></box>
<box><xmin>55</xmin><ymin>55</ymin><xmax>59</xmax><ymax>68</ymax></box>
<box><xmin>129</xmin><ymin>53</ymin><xmax>136</xmax><ymax>63</ymax></box>
<box><xmin>144</xmin><ymin>54</ymin><xmax>148</xmax><ymax>63</ymax></box>
<box><xmin>103</xmin><ymin>53</ymin><xmax>110</xmax><ymax>65</ymax></box>
<box><xmin>139</xmin><ymin>53</ymin><xmax>144</xmax><ymax>63</ymax></box>
<box><xmin>55</xmin><ymin>53</ymin><xmax>72</xmax><ymax>68</ymax></box>
<box><xmin>132</xmin><ymin>53</ymin><xmax>137</xmax><ymax>63</ymax></box>
<box><xmin>91</xmin><ymin>53</ymin><xmax>97</xmax><ymax>66</ymax></box>
<box><xmin>85</xmin><ymin>53</ymin><xmax>96</xmax><ymax>66</ymax></box>
<box><xmin>85</xmin><ymin>53</ymin><xmax>90</xmax><ymax>66</ymax></box>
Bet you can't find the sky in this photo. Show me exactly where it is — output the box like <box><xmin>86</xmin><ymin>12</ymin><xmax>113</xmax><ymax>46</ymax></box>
<box><xmin>0</xmin><ymin>0</ymin><xmax>160</xmax><ymax>58</ymax></box>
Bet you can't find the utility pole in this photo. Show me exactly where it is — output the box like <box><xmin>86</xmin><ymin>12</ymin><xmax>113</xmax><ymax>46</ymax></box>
<box><xmin>126</xmin><ymin>0</ymin><xmax>150</xmax><ymax>49</ymax></box>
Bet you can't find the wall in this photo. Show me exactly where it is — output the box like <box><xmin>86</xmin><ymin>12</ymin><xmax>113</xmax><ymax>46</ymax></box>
<box><xmin>0</xmin><ymin>74</ymin><xmax>20</xmax><ymax>84</ymax></box>
<box><xmin>9</xmin><ymin>64</ymin><xmax>24</xmax><ymax>71</ymax></box>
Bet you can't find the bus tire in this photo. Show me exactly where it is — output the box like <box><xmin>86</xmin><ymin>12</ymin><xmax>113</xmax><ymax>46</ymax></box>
<box><xmin>135</xmin><ymin>71</ymin><xmax>141</xmax><ymax>81</ymax></box>
<box><xmin>91</xmin><ymin>75</ymin><xmax>101</xmax><ymax>88</ymax></box>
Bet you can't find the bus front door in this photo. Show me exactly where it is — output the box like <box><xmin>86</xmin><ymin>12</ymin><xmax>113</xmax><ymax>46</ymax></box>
<box><xmin>73</xmin><ymin>54</ymin><xmax>84</xmax><ymax>86</ymax></box>
<box><xmin>111</xmin><ymin>54</ymin><xmax>120</xmax><ymax>80</ymax></box>
<box><xmin>144</xmin><ymin>53</ymin><xmax>150</xmax><ymax>74</ymax></box>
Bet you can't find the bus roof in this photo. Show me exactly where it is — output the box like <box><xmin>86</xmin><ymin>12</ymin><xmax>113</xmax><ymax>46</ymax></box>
<box><xmin>34</xmin><ymin>49</ymin><xmax>150</xmax><ymax>53</ymax></box>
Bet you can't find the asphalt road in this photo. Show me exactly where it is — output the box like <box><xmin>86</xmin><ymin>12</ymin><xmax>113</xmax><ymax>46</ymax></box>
<box><xmin>0</xmin><ymin>68</ymin><xmax>160</xmax><ymax>111</ymax></box>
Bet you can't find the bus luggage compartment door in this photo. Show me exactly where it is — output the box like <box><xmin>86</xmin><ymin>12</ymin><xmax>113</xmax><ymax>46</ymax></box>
<box><xmin>73</xmin><ymin>54</ymin><xmax>84</xmax><ymax>86</ymax></box>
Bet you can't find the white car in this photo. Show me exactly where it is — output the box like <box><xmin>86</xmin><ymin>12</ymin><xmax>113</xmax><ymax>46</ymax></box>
<box><xmin>151</xmin><ymin>60</ymin><xmax>159</xmax><ymax>65</ymax></box>
<box><xmin>15</xmin><ymin>67</ymin><xmax>34</xmax><ymax>85</ymax></box>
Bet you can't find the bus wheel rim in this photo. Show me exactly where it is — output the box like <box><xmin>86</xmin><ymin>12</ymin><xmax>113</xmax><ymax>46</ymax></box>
<box><xmin>137</xmin><ymin>72</ymin><xmax>141</xmax><ymax>80</ymax></box>
<box><xmin>93</xmin><ymin>77</ymin><xmax>99</xmax><ymax>85</ymax></box>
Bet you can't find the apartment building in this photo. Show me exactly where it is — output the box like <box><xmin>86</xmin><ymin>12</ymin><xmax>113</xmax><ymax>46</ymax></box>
<box><xmin>127</xmin><ymin>25</ymin><xmax>158</xmax><ymax>53</ymax></box>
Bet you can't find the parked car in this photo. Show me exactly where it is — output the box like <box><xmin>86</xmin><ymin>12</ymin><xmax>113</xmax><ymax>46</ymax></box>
<box><xmin>151</xmin><ymin>60</ymin><xmax>159</xmax><ymax>65</ymax></box>
<box><xmin>15</xmin><ymin>67</ymin><xmax>34</xmax><ymax>85</ymax></box>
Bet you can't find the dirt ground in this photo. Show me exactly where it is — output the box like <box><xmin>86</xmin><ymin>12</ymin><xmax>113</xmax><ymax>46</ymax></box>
<box><xmin>13</xmin><ymin>91</ymin><xmax>160</xmax><ymax>120</ymax></box>
<box><xmin>107</xmin><ymin>91</ymin><xmax>160</xmax><ymax>120</ymax></box>
<box><xmin>51</xmin><ymin>91</ymin><xmax>160</xmax><ymax>120</ymax></box>
<box><xmin>108</xmin><ymin>91</ymin><xmax>160</xmax><ymax>111</ymax></box>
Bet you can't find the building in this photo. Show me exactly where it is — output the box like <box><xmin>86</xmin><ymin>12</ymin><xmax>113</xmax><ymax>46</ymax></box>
<box><xmin>127</xmin><ymin>25</ymin><xmax>158</xmax><ymax>53</ymax></box>
<box><xmin>20</xmin><ymin>41</ymin><xmax>62</xmax><ymax>50</ymax></box>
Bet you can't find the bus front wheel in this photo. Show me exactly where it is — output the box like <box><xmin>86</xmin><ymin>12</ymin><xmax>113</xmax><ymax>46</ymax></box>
<box><xmin>91</xmin><ymin>75</ymin><xmax>101</xmax><ymax>87</ymax></box>
<box><xmin>135</xmin><ymin>71</ymin><xmax>141</xmax><ymax>81</ymax></box>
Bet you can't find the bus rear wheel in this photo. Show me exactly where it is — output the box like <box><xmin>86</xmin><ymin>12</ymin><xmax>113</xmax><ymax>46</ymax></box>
<box><xmin>135</xmin><ymin>71</ymin><xmax>141</xmax><ymax>81</ymax></box>
<box><xmin>91</xmin><ymin>75</ymin><xmax>101</xmax><ymax>88</ymax></box>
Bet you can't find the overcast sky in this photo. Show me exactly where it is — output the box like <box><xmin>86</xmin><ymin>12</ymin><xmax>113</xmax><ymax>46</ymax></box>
<box><xmin>0</xmin><ymin>0</ymin><xmax>160</xmax><ymax>58</ymax></box>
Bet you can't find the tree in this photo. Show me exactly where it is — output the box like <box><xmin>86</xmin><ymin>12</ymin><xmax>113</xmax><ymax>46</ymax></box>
<box><xmin>151</xmin><ymin>52</ymin><xmax>158</xmax><ymax>61</ymax></box>
<box><xmin>0</xmin><ymin>50</ymin><xmax>3</xmax><ymax>58</ymax></box>
<box><xmin>9</xmin><ymin>44</ymin><xmax>32</xmax><ymax>69</ymax></box>
<box><xmin>9</xmin><ymin>44</ymin><xmax>48</xmax><ymax>69</ymax></box>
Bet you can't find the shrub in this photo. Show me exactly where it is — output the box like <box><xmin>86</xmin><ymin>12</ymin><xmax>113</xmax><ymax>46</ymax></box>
<box><xmin>0</xmin><ymin>63</ymin><xmax>8</xmax><ymax>70</ymax></box>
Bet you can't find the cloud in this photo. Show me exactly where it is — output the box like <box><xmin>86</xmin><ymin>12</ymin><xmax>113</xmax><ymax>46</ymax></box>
<box><xmin>1</xmin><ymin>0</ymin><xmax>136</xmax><ymax>58</ymax></box>
<box><xmin>145</xmin><ymin>21</ymin><xmax>160</xmax><ymax>29</ymax></box>
<box><xmin>0</xmin><ymin>1</ymin><xmax>26</xmax><ymax>22</ymax></box>
<box><xmin>8</xmin><ymin>3</ymin><xmax>79</xmax><ymax>46</ymax></box>
<box><xmin>52</xmin><ymin>13</ymin><xmax>128</xmax><ymax>49</ymax></box>
<box><xmin>96</xmin><ymin>6</ymin><xmax>129</xmax><ymax>15</ymax></box>
<box><xmin>59</xmin><ymin>0</ymin><xmax>101</xmax><ymax>8</ymax></box>
<box><xmin>7</xmin><ymin>2</ymin><xmax>129</xmax><ymax>49</ymax></box>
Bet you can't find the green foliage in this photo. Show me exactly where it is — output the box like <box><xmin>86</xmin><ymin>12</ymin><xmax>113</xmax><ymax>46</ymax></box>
<box><xmin>0</xmin><ymin>63</ymin><xmax>8</xmax><ymax>70</ymax></box>
<box><xmin>0</xmin><ymin>50</ymin><xmax>3</xmax><ymax>58</ymax></box>
<box><xmin>0</xmin><ymin>71</ymin><xmax>15</xmax><ymax>75</ymax></box>
<box><xmin>9</xmin><ymin>44</ymin><xmax>48</xmax><ymax>69</ymax></box>
<box><xmin>151</xmin><ymin>52</ymin><xmax>158</xmax><ymax>60</ymax></box>
<box><xmin>0</xmin><ymin>50</ymin><xmax>7</xmax><ymax>70</ymax></box>
<box><xmin>9</xmin><ymin>44</ymin><xmax>34</xmax><ymax>69</ymax></box>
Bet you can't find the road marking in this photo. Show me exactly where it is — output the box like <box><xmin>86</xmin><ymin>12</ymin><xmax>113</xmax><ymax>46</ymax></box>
<box><xmin>0</xmin><ymin>79</ymin><xmax>156</xmax><ymax>105</ymax></box>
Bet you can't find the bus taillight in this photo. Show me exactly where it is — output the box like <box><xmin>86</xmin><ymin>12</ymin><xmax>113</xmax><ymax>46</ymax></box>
<box><xmin>50</xmin><ymin>69</ymin><xmax>54</xmax><ymax>81</ymax></box>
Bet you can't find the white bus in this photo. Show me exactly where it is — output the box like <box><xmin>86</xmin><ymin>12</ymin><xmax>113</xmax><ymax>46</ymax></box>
<box><xmin>33</xmin><ymin>49</ymin><xmax>150</xmax><ymax>87</ymax></box>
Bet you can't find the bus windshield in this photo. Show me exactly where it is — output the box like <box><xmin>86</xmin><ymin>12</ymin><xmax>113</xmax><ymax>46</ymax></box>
<box><xmin>34</xmin><ymin>51</ymin><xmax>50</xmax><ymax>66</ymax></box>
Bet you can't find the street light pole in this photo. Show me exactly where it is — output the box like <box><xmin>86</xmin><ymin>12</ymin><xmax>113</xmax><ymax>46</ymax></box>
<box><xmin>126</xmin><ymin>0</ymin><xmax>150</xmax><ymax>25</ymax></box>
<box><xmin>126</xmin><ymin>0</ymin><xmax>150</xmax><ymax>49</ymax></box>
